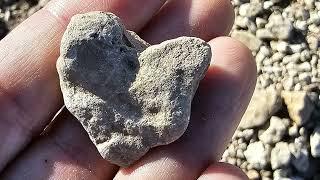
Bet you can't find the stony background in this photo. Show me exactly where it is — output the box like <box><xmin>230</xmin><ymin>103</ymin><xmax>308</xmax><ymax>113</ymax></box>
<box><xmin>0</xmin><ymin>0</ymin><xmax>319</xmax><ymax>179</ymax></box>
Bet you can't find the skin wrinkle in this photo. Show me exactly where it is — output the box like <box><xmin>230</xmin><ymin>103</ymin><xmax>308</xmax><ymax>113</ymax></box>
<box><xmin>198</xmin><ymin>163</ymin><xmax>249</xmax><ymax>180</ymax></box>
<box><xmin>0</xmin><ymin>8</ymin><xmax>65</xmax><ymax>172</ymax></box>
<box><xmin>0</xmin><ymin>14</ymin><xmax>62</xmax><ymax>91</ymax></box>
<box><xmin>0</xmin><ymin>83</ymin><xmax>34</xmax><ymax>135</ymax></box>
<box><xmin>53</xmin><ymin>115</ymin><xmax>120</xmax><ymax>179</ymax></box>
<box><xmin>49</xmin><ymin>137</ymin><xmax>104</xmax><ymax>179</ymax></box>
<box><xmin>44</xmin><ymin>1</ymin><xmax>80</xmax><ymax>26</ymax></box>
<box><xmin>141</xmin><ymin>0</ymin><xmax>234</xmax><ymax>43</ymax></box>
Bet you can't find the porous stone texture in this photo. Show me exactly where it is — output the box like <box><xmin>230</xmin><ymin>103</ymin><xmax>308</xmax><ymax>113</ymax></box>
<box><xmin>244</xmin><ymin>141</ymin><xmax>271</xmax><ymax>170</ymax></box>
<box><xmin>231</xmin><ymin>30</ymin><xmax>262</xmax><ymax>51</ymax></box>
<box><xmin>271</xmin><ymin>142</ymin><xmax>292</xmax><ymax>170</ymax></box>
<box><xmin>281</xmin><ymin>91</ymin><xmax>315</xmax><ymax>126</ymax></box>
<box><xmin>311</xmin><ymin>126</ymin><xmax>320</xmax><ymax>158</ymax></box>
<box><xmin>259</xmin><ymin>116</ymin><xmax>289</xmax><ymax>145</ymax></box>
<box><xmin>238</xmin><ymin>89</ymin><xmax>282</xmax><ymax>129</ymax></box>
<box><xmin>5</xmin><ymin>0</ymin><xmax>320</xmax><ymax>179</ymax></box>
<box><xmin>56</xmin><ymin>12</ymin><xmax>211</xmax><ymax>166</ymax></box>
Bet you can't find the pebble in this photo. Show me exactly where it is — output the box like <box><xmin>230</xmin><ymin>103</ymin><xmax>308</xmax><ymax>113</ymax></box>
<box><xmin>199</xmin><ymin>0</ymin><xmax>320</xmax><ymax>178</ymax></box>
<box><xmin>263</xmin><ymin>1</ymin><xmax>274</xmax><ymax>9</ymax></box>
<box><xmin>247</xmin><ymin>169</ymin><xmax>260</xmax><ymax>180</ymax></box>
<box><xmin>289</xmin><ymin>44</ymin><xmax>306</xmax><ymax>53</ymax></box>
<box><xmin>270</xmin><ymin>41</ymin><xmax>290</xmax><ymax>53</ymax></box>
<box><xmin>281</xmin><ymin>91</ymin><xmax>315</xmax><ymax>126</ymax></box>
<box><xmin>289</xmin><ymin>139</ymin><xmax>310</xmax><ymax>173</ymax></box>
<box><xmin>291</xmin><ymin>148</ymin><xmax>310</xmax><ymax>173</ymax></box>
<box><xmin>271</xmin><ymin>52</ymin><xmax>285</xmax><ymax>63</ymax></box>
<box><xmin>235</xmin><ymin>16</ymin><xmax>249</xmax><ymax>29</ymax></box>
<box><xmin>236</xmin><ymin>149</ymin><xmax>245</xmax><ymax>159</ymax></box>
<box><xmin>271</xmin><ymin>142</ymin><xmax>292</xmax><ymax>170</ymax></box>
<box><xmin>298</xmin><ymin>62</ymin><xmax>312</xmax><ymax>72</ymax></box>
<box><xmin>310</xmin><ymin>126</ymin><xmax>320</xmax><ymax>158</ymax></box>
<box><xmin>231</xmin><ymin>30</ymin><xmax>262</xmax><ymax>51</ymax></box>
<box><xmin>282</xmin><ymin>53</ymin><xmax>300</xmax><ymax>65</ymax></box>
<box><xmin>239</xmin><ymin>89</ymin><xmax>282</xmax><ymax>129</ymax></box>
<box><xmin>283</xmin><ymin>77</ymin><xmax>294</xmax><ymax>91</ymax></box>
<box><xmin>288</xmin><ymin>125</ymin><xmax>299</xmax><ymax>137</ymax></box>
<box><xmin>266</xmin><ymin>12</ymin><xmax>294</xmax><ymax>40</ymax></box>
<box><xmin>242</xmin><ymin>129</ymin><xmax>255</xmax><ymax>141</ymax></box>
<box><xmin>256</xmin><ymin>28</ymin><xmax>275</xmax><ymax>40</ymax></box>
<box><xmin>239</xmin><ymin>2</ymin><xmax>263</xmax><ymax>18</ymax></box>
<box><xmin>6</xmin><ymin>0</ymin><xmax>320</xmax><ymax>178</ymax></box>
<box><xmin>256</xmin><ymin>17</ymin><xmax>267</xmax><ymax>28</ymax></box>
<box><xmin>259</xmin><ymin>116</ymin><xmax>289</xmax><ymax>144</ymax></box>
<box><xmin>244</xmin><ymin>141</ymin><xmax>270</xmax><ymax>169</ymax></box>
<box><xmin>57</xmin><ymin>12</ymin><xmax>211</xmax><ymax>167</ymax></box>
<box><xmin>273</xmin><ymin>168</ymin><xmax>292</xmax><ymax>180</ymax></box>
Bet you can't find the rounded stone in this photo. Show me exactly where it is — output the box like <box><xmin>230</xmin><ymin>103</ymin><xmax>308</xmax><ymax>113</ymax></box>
<box><xmin>56</xmin><ymin>12</ymin><xmax>212</xmax><ymax>166</ymax></box>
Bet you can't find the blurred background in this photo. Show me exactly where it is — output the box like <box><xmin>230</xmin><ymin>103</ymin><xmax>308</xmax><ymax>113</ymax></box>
<box><xmin>0</xmin><ymin>0</ymin><xmax>319</xmax><ymax>179</ymax></box>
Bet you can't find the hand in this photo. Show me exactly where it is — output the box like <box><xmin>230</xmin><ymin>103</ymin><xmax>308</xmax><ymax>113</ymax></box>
<box><xmin>0</xmin><ymin>0</ymin><xmax>256</xmax><ymax>179</ymax></box>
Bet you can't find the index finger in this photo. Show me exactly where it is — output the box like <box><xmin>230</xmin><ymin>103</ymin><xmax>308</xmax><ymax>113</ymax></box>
<box><xmin>0</xmin><ymin>0</ymin><xmax>166</xmax><ymax>171</ymax></box>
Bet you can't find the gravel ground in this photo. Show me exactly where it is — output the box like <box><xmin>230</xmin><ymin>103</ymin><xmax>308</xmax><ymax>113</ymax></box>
<box><xmin>225</xmin><ymin>0</ymin><xmax>320</xmax><ymax>179</ymax></box>
<box><xmin>0</xmin><ymin>0</ymin><xmax>319</xmax><ymax>179</ymax></box>
<box><xmin>0</xmin><ymin>0</ymin><xmax>47</xmax><ymax>39</ymax></box>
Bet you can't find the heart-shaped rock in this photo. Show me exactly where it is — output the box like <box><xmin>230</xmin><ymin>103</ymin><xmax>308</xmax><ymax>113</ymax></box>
<box><xmin>57</xmin><ymin>12</ymin><xmax>211</xmax><ymax>167</ymax></box>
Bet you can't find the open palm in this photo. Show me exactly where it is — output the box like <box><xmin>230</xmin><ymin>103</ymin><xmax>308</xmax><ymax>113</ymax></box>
<box><xmin>0</xmin><ymin>0</ymin><xmax>256</xmax><ymax>179</ymax></box>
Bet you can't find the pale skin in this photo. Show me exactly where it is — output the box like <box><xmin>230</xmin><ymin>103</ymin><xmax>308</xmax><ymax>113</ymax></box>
<box><xmin>0</xmin><ymin>0</ymin><xmax>257</xmax><ymax>179</ymax></box>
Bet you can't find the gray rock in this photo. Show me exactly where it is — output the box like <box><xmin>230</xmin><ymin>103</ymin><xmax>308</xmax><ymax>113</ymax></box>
<box><xmin>288</xmin><ymin>125</ymin><xmax>299</xmax><ymax>137</ymax></box>
<box><xmin>57</xmin><ymin>12</ymin><xmax>211</xmax><ymax>166</ymax></box>
<box><xmin>239</xmin><ymin>89</ymin><xmax>282</xmax><ymax>129</ymax></box>
<box><xmin>236</xmin><ymin>148</ymin><xmax>245</xmax><ymax>159</ymax></box>
<box><xmin>266</xmin><ymin>12</ymin><xmax>294</xmax><ymax>40</ymax></box>
<box><xmin>231</xmin><ymin>30</ymin><xmax>262</xmax><ymax>51</ymax></box>
<box><xmin>259</xmin><ymin>116</ymin><xmax>289</xmax><ymax>144</ymax></box>
<box><xmin>234</xmin><ymin>16</ymin><xmax>250</xmax><ymax>29</ymax></box>
<box><xmin>244</xmin><ymin>141</ymin><xmax>271</xmax><ymax>169</ymax></box>
<box><xmin>291</xmin><ymin>148</ymin><xmax>309</xmax><ymax>173</ymax></box>
<box><xmin>256</xmin><ymin>17</ymin><xmax>267</xmax><ymax>28</ymax></box>
<box><xmin>270</xmin><ymin>41</ymin><xmax>290</xmax><ymax>53</ymax></box>
<box><xmin>242</xmin><ymin>129</ymin><xmax>255</xmax><ymax>141</ymax></box>
<box><xmin>310</xmin><ymin>126</ymin><xmax>320</xmax><ymax>158</ymax></box>
<box><xmin>282</xmin><ymin>54</ymin><xmax>300</xmax><ymax>65</ymax></box>
<box><xmin>247</xmin><ymin>169</ymin><xmax>260</xmax><ymax>180</ymax></box>
<box><xmin>289</xmin><ymin>137</ymin><xmax>310</xmax><ymax>173</ymax></box>
<box><xmin>287</xmin><ymin>177</ymin><xmax>304</xmax><ymax>180</ymax></box>
<box><xmin>273</xmin><ymin>168</ymin><xmax>292</xmax><ymax>180</ymax></box>
<box><xmin>256</xmin><ymin>28</ymin><xmax>275</xmax><ymax>40</ymax></box>
<box><xmin>264</xmin><ymin>1</ymin><xmax>274</xmax><ymax>9</ymax></box>
<box><xmin>289</xmin><ymin>44</ymin><xmax>306</xmax><ymax>54</ymax></box>
<box><xmin>281</xmin><ymin>91</ymin><xmax>315</xmax><ymax>126</ymax></box>
<box><xmin>307</xmin><ymin>35</ymin><xmax>320</xmax><ymax>51</ymax></box>
<box><xmin>239</xmin><ymin>3</ymin><xmax>263</xmax><ymax>18</ymax></box>
<box><xmin>260</xmin><ymin>170</ymin><xmax>272</xmax><ymax>179</ymax></box>
<box><xmin>298</xmin><ymin>62</ymin><xmax>312</xmax><ymax>72</ymax></box>
<box><xmin>271</xmin><ymin>142</ymin><xmax>292</xmax><ymax>170</ymax></box>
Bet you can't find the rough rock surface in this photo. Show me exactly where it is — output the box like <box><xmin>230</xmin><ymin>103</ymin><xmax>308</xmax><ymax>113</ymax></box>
<box><xmin>265</xmin><ymin>12</ymin><xmax>294</xmax><ymax>40</ymax></box>
<box><xmin>271</xmin><ymin>142</ymin><xmax>292</xmax><ymax>170</ymax></box>
<box><xmin>259</xmin><ymin>116</ymin><xmax>289</xmax><ymax>144</ymax></box>
<box><xmin>281</xmin><ymin>91</ymin><xmax>315</xmax><ymax>126</ymax></box>
<box><xmin>4</xmin><ymin>0</ymin><xmax>320</xmax><ymax>179</ymax></box>
<box><xmin>311</xmin><ymin>126</ymin><xmax>320</xmax><ymax>158</ymax></box>
<box><xmin>238</xmin><ymin>89</ymin><xmax>282</xmax><ymax>129</ymax></box>
<box><xmin>244</xmin><ymin>141</ymin><xmax>270</xmax><ymax>170</ymax></box>
<box><xmin>56</xmin><ymin>12</ymin><xmax>211</xmax><ymax>166</ymax></box>
<box><xmin>231</xmin><ymin>30</ymin><xmax>262</xmax><ymax>51</ymax></box>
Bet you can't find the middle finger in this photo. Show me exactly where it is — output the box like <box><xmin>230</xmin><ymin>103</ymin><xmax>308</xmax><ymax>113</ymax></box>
<box><xmin>140</xmin><ymin>0</ymin><xmax>235</xmax><ymax>44</ymax></box>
